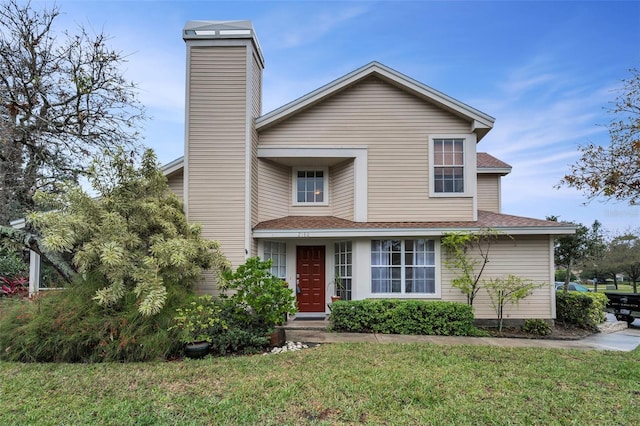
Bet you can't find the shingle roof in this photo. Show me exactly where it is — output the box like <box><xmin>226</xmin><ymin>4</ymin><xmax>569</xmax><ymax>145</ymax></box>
<box><xmin>253</xmin><ymin>210</ymin><xmax>573</xmax><ymax>235</ymax></box>
<box><xmin>477</xmin><ymin>152</ymin><xmax>512</xmax><ymax>171</ymax></box>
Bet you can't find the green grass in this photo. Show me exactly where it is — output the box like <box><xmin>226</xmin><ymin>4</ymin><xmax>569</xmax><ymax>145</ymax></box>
<box><xmin>584</xmin><ymin>283</ymin><xmax>637</xmax><ymax>293</ymax></box>
<box><xmin>2</xmin><ymin>343</ymin><xmax>639</xmax><ymax>425</ymax></box>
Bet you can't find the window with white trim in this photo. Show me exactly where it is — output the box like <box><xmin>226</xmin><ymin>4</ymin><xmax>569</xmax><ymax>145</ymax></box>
<box><xmin>433</xmin><ymin>138</ymin><xmax>464</xmax><ymax>193</ymax></box>
<box><xmin>371</xmin><ymin>239</ymin><xmax>436</xmax><ymax>294</ymax></box>
<box><xmin>334</xmin><ymin>241</ymin><xmax>352</xmax><ymax>301</ymax></box>
<box><xmin>263</xmin><ymin>241</ymin><xmax>286</xmax><ymax>279</ymax></box>
<box><xmin>294</xmin><ymin>168</ymin><xmax>328</xmax><ymax>205</ymax></box>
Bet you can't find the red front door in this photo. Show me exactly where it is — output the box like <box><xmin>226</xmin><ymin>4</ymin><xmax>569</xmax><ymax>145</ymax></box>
<box><xmin>296</xmin><ymin>246</ymin><xmax>326</xmax><ymax>313</ymax></box>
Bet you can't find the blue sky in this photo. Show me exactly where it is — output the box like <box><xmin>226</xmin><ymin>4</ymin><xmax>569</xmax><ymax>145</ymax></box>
<box><xmin>43</xmin><ymin>0</ymin><xmax>639</xmax><ymax>233</ymax></box>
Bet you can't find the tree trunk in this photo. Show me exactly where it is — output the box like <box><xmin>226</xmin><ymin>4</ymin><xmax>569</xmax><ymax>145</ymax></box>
<box><xmin>563</xmin><ymin>259</ymin><xmax>573</xmax><ymax>293</ymax></box>
<box><xmin>0</xmin><ymin>225</ymin><xmax>76</xmax><ymax>283</ymax></box>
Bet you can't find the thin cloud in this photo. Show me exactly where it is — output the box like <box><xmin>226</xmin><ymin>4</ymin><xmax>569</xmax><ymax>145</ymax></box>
<box><xmin>260</xmin><ymin>6</ymin><xmax>369</xmax><ymax>50</ymax></box>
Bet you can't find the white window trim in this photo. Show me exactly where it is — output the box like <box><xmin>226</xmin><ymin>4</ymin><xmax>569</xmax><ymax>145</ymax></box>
<box><xmin>292</xmin><ymin>166</ymin><xmax>329</xmax><ymax>206</ymax></box>
<box><xmin>428</xmin><ymin>134</ymin><xmax>476</xmax><ymax>198</ymax></box>
<box><xmin>369</xmin><ymin>238</ymin><xmax>441</xmax><ymax>298</ymax></box>
<box><xmin>263</xmin><ymin>240</ymin><xmax>287</xmax><ymax>279</ymax></box>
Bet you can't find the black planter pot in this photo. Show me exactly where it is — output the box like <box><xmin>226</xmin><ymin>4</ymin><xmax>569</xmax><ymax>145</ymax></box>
<box><xmin>184</xmin><ymin>341</ymin><xmax>210</xmax><ymax>359</ymax></box>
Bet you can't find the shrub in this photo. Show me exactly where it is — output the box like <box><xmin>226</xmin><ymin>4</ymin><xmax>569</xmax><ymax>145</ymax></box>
<box><xmin>0</xmin><ymin>249</ymin><xmax>28</xmax><ymax>278</ymax></box>
<box><xmin>208</xmin><ymin>328</ymin><xmax>268</xmax><ymax>356</ymax></box>
<box><xmin>522</xmin><ymin>319</ymin><xmax>551</xmax><ymax>336</ymax></box>
<box><xmin>330</xmin><ymin>299</ymin><xmax>477</xmax><ymax>336</ymax></box>
<box><xmin>0</xmin><ymin>276</ymin><xmax>187</xmax><ymax>362</ymax></box>
<box><xmin>173</xmin><ymin>297</ymin><xmax>270</xmax><ymax>356</ymax></box>
<box><xmin>221</xmin><ymin>257</ymin><xmax>297</xmax><ymax>333</ymax></box>
<box><xmin>169</xmin><ymin>295</ymin><xmax>226</xmax><ymax>344</ymax></box>
<box><xmin>1</xmin><ymin>275</ymin><xmax>29</xmax><ymax>298</ymax></box>
<box><xmin>556</xmin><ymin>291</ymin><xmax>606</xmax><ymax>330</ymax></box>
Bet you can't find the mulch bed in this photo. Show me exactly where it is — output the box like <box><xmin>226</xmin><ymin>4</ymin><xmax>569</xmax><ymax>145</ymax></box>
<box><xmin>483</xmin><ymin>323</ymin><xmax>595</xmax><ymax>340</ymax></box>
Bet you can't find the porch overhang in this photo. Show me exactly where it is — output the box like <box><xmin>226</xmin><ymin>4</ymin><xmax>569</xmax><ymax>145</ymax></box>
<box><xmin>253</xmin><ymin>211</ymin><xmax>576</xmax><ymax>239</ymax></box>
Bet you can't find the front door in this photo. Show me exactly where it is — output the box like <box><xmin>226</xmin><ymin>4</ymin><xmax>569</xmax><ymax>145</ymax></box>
<box><xmin>296</xmin><ymin>246</ymin><xmax>326</xmax><ymax>312</ymax></box>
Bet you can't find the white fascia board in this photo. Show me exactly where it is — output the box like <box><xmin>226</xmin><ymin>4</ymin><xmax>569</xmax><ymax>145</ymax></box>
<box><xmin>161</xmin><ymin>156</ymin><xmax>184</xmax><ymax>176</ymax></box>
<box><xmin>477</xmin><ymin>167</ymin><xmax>512</xmax><ymax>175</ymax></box>
<box><xmin>253</xmin><ymin>226</ymin><xmax>576</xmax><ymax>239</ymax></box>
<box><xmin>256</xmin><ymin>62</ymin><xmax>495</xmax><ymax>131</ymax></box>
<box><xmin>373</xmin><ymin>65</ymin><xmax>495</xmax><ymax>129</ymax></box>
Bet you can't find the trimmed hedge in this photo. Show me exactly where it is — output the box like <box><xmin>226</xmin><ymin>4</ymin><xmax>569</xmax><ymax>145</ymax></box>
<box><xmin>556</xmin><ymin>291</ymin><xmax>607</xmax><ymax>330</ymax></box>
<box><xmin>329</xmin><ymin>299</ymin><xmax>476</xmax><ymax>336</ymax></box>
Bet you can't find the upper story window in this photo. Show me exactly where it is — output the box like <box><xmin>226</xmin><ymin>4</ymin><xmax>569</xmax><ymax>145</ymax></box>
<box><xmin>433</xmin><ymin>138</ymin><xmax>464</xmax><ymax>194</ymax></box>
<box><xmin>293</xmin><ymin>167</ymin><xmax>328</xmax><ymax>205</ymax></box>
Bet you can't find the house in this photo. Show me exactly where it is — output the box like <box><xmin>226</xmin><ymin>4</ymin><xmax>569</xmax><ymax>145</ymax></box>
<box><xmin>165</xmin><ymin>20</ymin><xmax>575</xmax><ymax>321</ymax></box>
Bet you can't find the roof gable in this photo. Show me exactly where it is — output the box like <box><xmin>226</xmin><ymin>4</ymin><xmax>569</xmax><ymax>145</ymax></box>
<box><xmin>256</xmin><ymin>62</ymin><xmax>495</xmax><ymax>141</ymax></box>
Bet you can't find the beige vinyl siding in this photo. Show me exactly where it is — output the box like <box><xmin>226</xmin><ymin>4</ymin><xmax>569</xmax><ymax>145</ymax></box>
<box><xmin>166</xmin><ymin>170</ymin><xmax>184</xmax><ymax>201</ymax></box>
<box><xmin>186</xmin><ymin>45</ymin><xmax>247</xmax><ymax>283</ymax></box>
<box><xmin>477</xmin><ymin>174</ymin><xmax>500</xmax><ymax>213</ymax></box>
<box><xmin>440</xmin><ymin>235</ymin><xmax>554</xmax><ymax>319</ymax></box>
<box><xmin>250</xmin><ymin>52</ymin><xmax>262</xmax><ymax>256</ymax></box>
<box><xmin>259</xmin><ymin>76</ymin><xmax>474</xmax><ymax>222</ymax></box>
<box><xmin>331</xmin><ymin>160</ymin><xmax>355</xmax><ymax>220</ymax></box>
<box><xmin>257</xmin><ymin>159</ymin><xmax>290</xmax><ymax>221</ymax></box>
<box><xmin>257</xmin><ymin>159</ymin><xmax>356</xmax><ymax>221</ymax></box>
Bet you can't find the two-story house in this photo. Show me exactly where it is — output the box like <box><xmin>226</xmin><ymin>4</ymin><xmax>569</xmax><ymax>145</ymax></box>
<box><xmin>165</xmin><ymin>20</ymin><xmax>574</xmax><ymax>322</ymax></box>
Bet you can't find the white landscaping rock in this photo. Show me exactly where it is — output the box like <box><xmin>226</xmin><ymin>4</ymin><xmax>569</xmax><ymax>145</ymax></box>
<box><xmin>264</xmin><ymin>341</ymin><xmax>312</xmax><ymax>355</ymax></box>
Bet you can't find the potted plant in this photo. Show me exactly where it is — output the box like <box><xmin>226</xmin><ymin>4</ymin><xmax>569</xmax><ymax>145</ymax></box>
<box><xmin>170</xmin><ymin>295</ymin><xmax>226</xmax><ymax>358</ymax></box>
<box><xmin>331</xmin><ymin>273</ymin><xmax>345</xmax><ymax>303</ymax></box>
<box><xmin>221</xmin><ymin>257</ymin><xmax>297</xmax><ymax>346</ymax></box>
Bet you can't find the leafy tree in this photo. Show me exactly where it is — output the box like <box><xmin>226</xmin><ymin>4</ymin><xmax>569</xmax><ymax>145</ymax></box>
<box><xmin>576</xmin><ymin>220</ymin><xmax>607</xmax><ymax>291</ymax></box>
<box><xmin>28</xmin><ymin>148</ymin><xmax>229</xmax><ymax>316</ymax></box>
<box><xmin>559</xmin><ymin>67</ymin><xmax>640</xmax><ymax>204</ymax></box>
<box><xmin>607</xmin><ymin>233</ymin><xmax>640</xmax><ymax>293</ymax></box>
<box><xmin>484</xmin><ymin>274</ymin><xmax>541</xmax><ymax>332</ymax></box>
<box><xmin>548</xmin><ymin>217</ymin><xmax>600</xmax><ymax>293</ymax></box>
<box><xmin>441</xmin><ymin>229</ymin><xmax>501</xmax><ymax>306</ymax></box>
<box><xmin>0</xmin><ymin>0</ymin><xmax>145</xmax><ymax>225</ymax></box>
<box><xmin>554</xmin><ymin>269</ymin><xmax>577</xmax><ymax>283</ymax></box>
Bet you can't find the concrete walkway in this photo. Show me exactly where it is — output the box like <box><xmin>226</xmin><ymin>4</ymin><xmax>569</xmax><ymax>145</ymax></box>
<box><xmin>283</xmin><ymin>316</ymin><xmax>640</xmax><ymax>352</ymax></box>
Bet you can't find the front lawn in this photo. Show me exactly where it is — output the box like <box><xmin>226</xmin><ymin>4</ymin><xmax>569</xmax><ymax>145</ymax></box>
<box><xmin>1</xmin><ymin>343</ymin><xmax>639</xmax><ymax>425</ymax></box>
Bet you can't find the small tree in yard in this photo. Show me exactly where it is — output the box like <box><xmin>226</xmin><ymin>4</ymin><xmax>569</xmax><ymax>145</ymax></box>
<box><xmin>28</xmin><ymin>148</ymin><xmax>229</xmax><ymax>316</ymax></box>
<box><xmin>548</xmin><ymin>217</ymin><xmax>600</xmax><ymax>293</ymax></box>
<box><xmin>484</xmin><ymin>275</ymin><xmax>542</xmax><ymax>332</ymax></box>
<box><xmin>441</xmin><ymin>229</ymin><xmax>501</xmax><ymax>306</ymax></box>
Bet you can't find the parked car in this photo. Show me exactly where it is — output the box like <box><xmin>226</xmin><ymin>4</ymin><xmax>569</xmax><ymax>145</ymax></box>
<box><xmin>554</xmin><ymin>282</ymin><xmax>591</xmax><ymax>292</ymax></box>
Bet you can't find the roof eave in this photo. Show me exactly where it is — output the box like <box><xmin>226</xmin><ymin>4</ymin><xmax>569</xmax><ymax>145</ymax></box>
<box><xmin>162</xmin><ymin>157</ymin><xmax>184</xmax><ymax>176</ymax></box>
<box><xmin>477</xmin><ymin>167</ymin><xmax>512</xmax><ymax>176</ymax></box>
<box><xmin>253</xmin><ymin>225</ymin><xmax>576</xmax><ymax>239</ymax></box>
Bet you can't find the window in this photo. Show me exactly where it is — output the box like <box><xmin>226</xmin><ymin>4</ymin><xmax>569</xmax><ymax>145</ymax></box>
<box><xmin>334</xmin><ymin>241</ymin><xmax>352</xmax><ymax>300</ymax></box>
<box><xmin>371</xmin><ymin>239</ymin><xmax>435</xmax><ymax>294</ymax></box>
<box><xmin>433</xmin><ymin>138</ymin><xmax>464</xmax><ymax>193</ymax></box>
<box><xmin>294</xmin><ymin>168</ymin><xmax>328</xmax><ymax>205</ymax></box>
<box><xmin>263</xmin><ymin>241</ymin><xmax>286</xmax><ymax>279</ymax></box>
